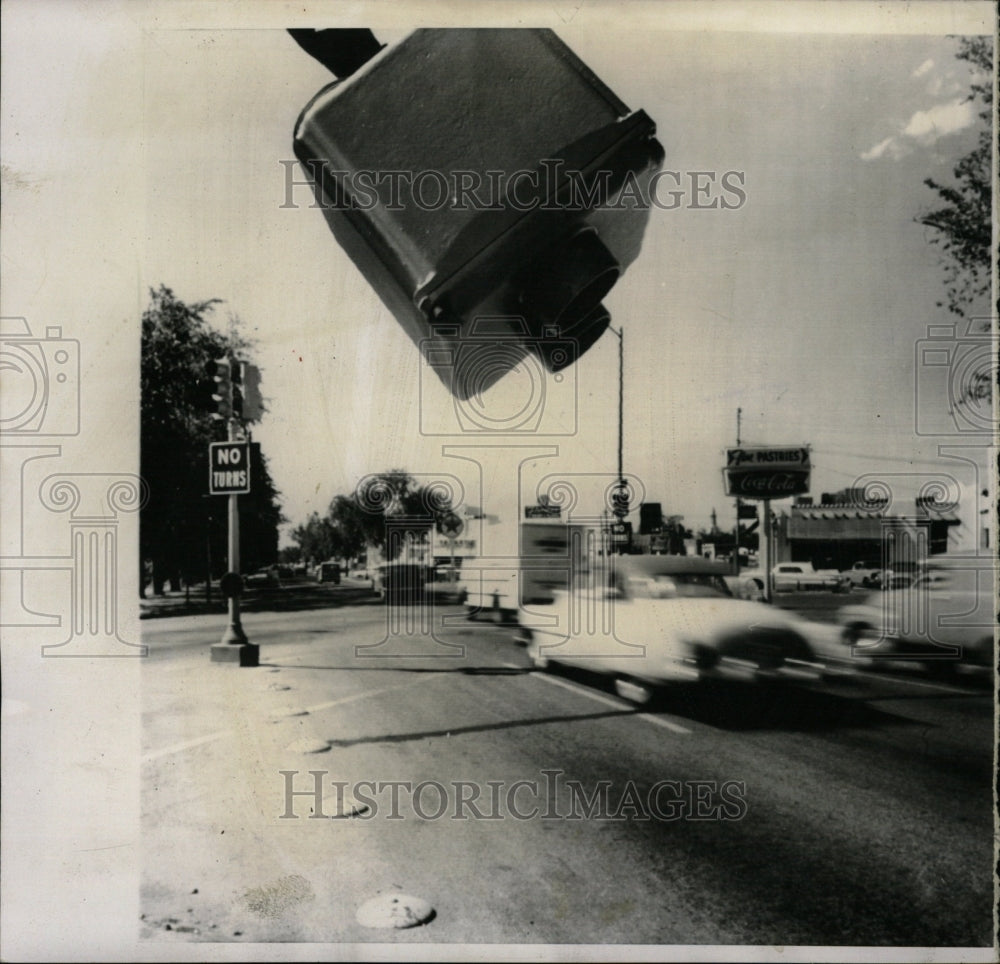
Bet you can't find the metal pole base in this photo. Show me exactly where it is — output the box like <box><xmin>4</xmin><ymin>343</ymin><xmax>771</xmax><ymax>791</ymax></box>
<box><xmin>210</xmin><ymin>641</ymin><xmax>259</xmax><ymax>666</ymax></box>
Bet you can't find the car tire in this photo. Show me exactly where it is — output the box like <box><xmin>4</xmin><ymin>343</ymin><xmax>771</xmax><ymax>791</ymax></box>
<box><xmin>841</xmin><ymin>622</ymin><xmax>869</xmax><ymax>647</ymax></box>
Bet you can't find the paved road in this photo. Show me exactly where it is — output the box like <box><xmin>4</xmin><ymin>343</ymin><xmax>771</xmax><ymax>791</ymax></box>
<box><xmin>140</xmin><ymin>602</ymin><xmax>995</xmax><ymax>947</ymax></box>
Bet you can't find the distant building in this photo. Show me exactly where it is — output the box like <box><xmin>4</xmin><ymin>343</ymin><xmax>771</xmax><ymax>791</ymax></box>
<box><xmin>782</xmin><ymin>487</ymin><xmax>961</xmax><ymax>570</ymax></box>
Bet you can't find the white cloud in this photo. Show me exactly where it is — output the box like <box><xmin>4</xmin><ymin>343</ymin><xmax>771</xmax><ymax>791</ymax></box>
<box><xmin>901</xmin><ymin>98</ymin><xmax>976</xmax><ymax>144</ymax></box>
<box><xmin>860</xmin><ymin>136</ymin><xmax>899</xmax><ymax>162</ymax></box>
<box><xmin>860</xmin><ymin>97</ymin><xmax>977</xmax><ymax>161</ymax></box>
<box><xmin>911</xmin><ymin>58</ymin><xmax>935</xmax><ymax>78</ymax></box>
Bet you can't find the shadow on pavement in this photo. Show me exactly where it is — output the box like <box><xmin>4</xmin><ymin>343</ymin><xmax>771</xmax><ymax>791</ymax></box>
<box><xmin>543</xmin><ymin>664</ymin><xmax>920</xmax><ymax>734</ymax></box>
<box><xmin>324</xmin><ymin>707</ymin><xmax>639</xmax><ymax>748</ymax></box>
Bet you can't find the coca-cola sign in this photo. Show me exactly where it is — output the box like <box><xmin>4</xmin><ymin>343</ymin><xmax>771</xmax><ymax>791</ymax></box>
<box><xmin>724</xmin><ymin>445</ymin><xmax>811</xmax><ymax>499</ymax></box>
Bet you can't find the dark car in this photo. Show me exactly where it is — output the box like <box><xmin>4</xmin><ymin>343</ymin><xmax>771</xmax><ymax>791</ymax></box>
<box><xmin>316</xmin><ymin>562</ymin><xmax>341</xmax><ymax>584</ymax></box>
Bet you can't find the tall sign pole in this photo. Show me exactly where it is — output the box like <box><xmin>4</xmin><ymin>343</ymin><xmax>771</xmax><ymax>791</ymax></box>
<box><xmin>733</xmin><ymin>408</ymin><xmax>742</xmax><ymax>575</ymax></box>
<box><xmin>221</xmin><ymin>417</ymin><xmax>248</xmax><ymax>645</ymax></box>
<box><xmin>208</xmin><ymin>356</ymin><xmax>259</xmax><ymax>666</ymax></box>
<box><xmin>724</xmin><ymin>444</ymin><xmax>811</xmax><ymax>606</ymax></box>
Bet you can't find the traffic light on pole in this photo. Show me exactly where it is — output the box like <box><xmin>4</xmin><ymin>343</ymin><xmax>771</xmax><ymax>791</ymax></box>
<box><xmin>209</xmin><ymin>357</ymin><xmax>233</xmax><ymax>419</ymax></box>
<box><xmin>240</xmin><ymin>363</ymin><xmax>263</xmax><ymax>421</ymax></box>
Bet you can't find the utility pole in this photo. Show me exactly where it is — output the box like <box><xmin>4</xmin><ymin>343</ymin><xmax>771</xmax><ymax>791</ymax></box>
<box><xmin>608</xmin><ymin>326</ymin><xmax>627</xmax><ymax>553</ymax></box>
<box><xmin>733</xmin><ymin>407</ymin><xmax>742</xmax><ymax>574</ymax></box>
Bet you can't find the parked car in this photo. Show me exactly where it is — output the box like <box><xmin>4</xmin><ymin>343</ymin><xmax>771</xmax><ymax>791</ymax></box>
<box><xmin>842</xmin><ymin>561</ymin><xmax>883</xmax><ymax>589</ymax></box>
<box><xmin>729</xmin><ymin>563</ymin><xmax>849</xmax><ymax>599</ymax></box>
<box><xmin>838</xmin><ymin>557</ymin><xmax>995</xmax><ymax>672</ymax></box>
<box><xmin>517</xmin><ymin>555</ymin><xmax>828</xmax><ymax>704</ymax></box>
<box><xmin>879</xmin><ymin>559</ymin><xmax>923</xmax><ymax>590</ymax></box>
<box><xmin>771</xmin><ymin>562</ymin><xmax>851</xmax><ymax>593</ymax></box>
<box><xmin>244</xmin><ymin>566</ymin><xmax>281</xmax><ymax>589</ymax></box>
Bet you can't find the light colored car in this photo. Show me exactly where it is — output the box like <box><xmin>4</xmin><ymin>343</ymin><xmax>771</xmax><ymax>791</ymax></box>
<box><xmin>842</xmin><ymin>561</ymin><xmax>883</xmax><ymax>589</ymax></box>
<box><xmin>516</xmin><ymin>556</ymin><xmax>827</xmax><ymax>704</ymax></box>
<box><xmin>424</xmin><ymin>566</ymin><xmax>468</xmax><ymax>605</ymax></box>
<box><xmin>838</xmin><ymin>558</ymin><xmax>995</xmax><ymax>673</ymax></box>
<box><xmin>729</xmin><ymin>563</ymin><xmax>849</xmax><ymax>599</ymax></box>
<box><xmin>771</xmin><ymin>563</ymin><xmax>850</xmax><ymax>593</ymax></box>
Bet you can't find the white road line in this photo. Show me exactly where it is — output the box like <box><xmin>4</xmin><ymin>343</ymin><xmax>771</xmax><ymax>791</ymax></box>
<box><xmin>141</xmin><ymin>729</ymin><xmax>232</xmax><ymax>764</ymax></box>
<box><xmin>143</xmin><ymin>677</ymin><xmax>447</xmax><ymax>763</ymax></box>
<box><xmin>522</xmin><ymin>667</ymin><xmax>692</xmax><ymax>735</ymax></box>
<box><xmin>637</xmin><ymin>713</ymin><xmax>692</xmax><ymax>735</ymax></box>
<box><xmin>862</xmin><ymin>671</ymin><xmax>986</xmax><ymax>696</ymax></box>
<box><xmin>303</xmin><ymin>676</ymin><xmax>445</xmax><ymax>714</ymax></box>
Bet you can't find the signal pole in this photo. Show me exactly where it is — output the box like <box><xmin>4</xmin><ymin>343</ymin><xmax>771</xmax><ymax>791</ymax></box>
<box><xmin>221</xmin><ymin>417</ymin><xmax>248</xmax><ymax>644</ymax></box>
<box><xmin>733</xmin><ymin>407</ymin><xmax>742</xmax><ymax>574</ymax></box>
<box><xmin>209</xmin><ymin>356</ymin><xmax>258</xmax><ymax>666</ymax></box>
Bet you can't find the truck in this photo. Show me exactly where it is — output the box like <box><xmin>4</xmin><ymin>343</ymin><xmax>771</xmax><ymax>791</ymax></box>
<box><xmin>460</xmin><ymin>520</ymin><xmax>600</xmax><ymax>623</ymax></box>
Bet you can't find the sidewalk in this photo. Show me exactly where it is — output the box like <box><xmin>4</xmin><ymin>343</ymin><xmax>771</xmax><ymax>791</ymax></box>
<box><xmin>139</xmin><ymin>624</ymin><xmax>461</xmax><ymax>947</ymax></box>
<box><xmin>140</xmin><ymin>581</ymin><xmax>376</xmax><ymax>619</ymax></box>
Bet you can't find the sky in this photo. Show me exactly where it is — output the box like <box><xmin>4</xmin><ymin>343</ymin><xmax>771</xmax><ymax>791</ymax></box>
<box><xmin>3</xmin><ymin>1</ymin><xmax>995</xmax><ymax>555</ymax></box>
<box><xmin>0</xmin><ymin>3</ymin><xmax>994</xmax><ymax>954</ymax></box>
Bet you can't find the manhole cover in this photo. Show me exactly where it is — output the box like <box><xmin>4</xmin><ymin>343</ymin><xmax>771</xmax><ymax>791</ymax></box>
<box><xmin>356</xmin><ymin>893</ymin><xmax>434</xmax><ymax>929</ymax></box>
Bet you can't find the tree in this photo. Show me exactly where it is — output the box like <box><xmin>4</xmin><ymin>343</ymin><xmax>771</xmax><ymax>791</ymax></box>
<box><xmin>288</xmin><ymin>469</ymin><xmax>456</xmax><ymax>565</ymax></box>
<box><xmin>918</xmin><ymin>37</ymin><xmax>993</xmax><ymax>321</ymax></box>
<box><xmin>140</xmin><ymin>285</ymin><xmax>283</xmax><ymax>595</ymax></box>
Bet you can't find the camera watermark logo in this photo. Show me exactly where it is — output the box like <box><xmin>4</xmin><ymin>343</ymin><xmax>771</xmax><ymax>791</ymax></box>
<box><xmin>419</xmin><ymin>317</ymin><xmax>578</xmax><ymax>436</ymax></box>
<box><xmin>914</xmin><ymin>319</ymin><xmax>995</xmax><ymax>437</ymax></box>
<box><xmin>1</xmin><ymin>317</ymin><xmax>146</xmax><ymax>656</ymax></box>
<box><xmin>351</xmin><ymin>472</ymin><xmax>469</xmax><ymax>658</ymax></box>
<box><xmin>0</xmin><ymin>318</ymin><xmax>80</xmax><ymax>436</ymax></box>
<box><xmin>843</xmin><ymin>475</ymin><xmax>993</xmax><ymax>664</ymax></box>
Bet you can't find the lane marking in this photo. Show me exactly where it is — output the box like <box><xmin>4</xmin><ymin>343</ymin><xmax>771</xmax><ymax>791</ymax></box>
<box><xmin>522</xmin><ymin>667</ymin><xmax>692</xmax><ymax>735</ymax></box>
<box><xmin>860</xmin><ymin>671</ymin><xmax>989</xmax><ymax>697</ymax></box>
<box><xmin>637</xmin><ymin>713</ymin><xmax>693</xmax><ymax>735</ymax></box>
<box><xmin>142</xmin><ymin>729</ymin><xmax>232</xmax><ymax>764</ymax></box>
<box><xmin>303</xmin><ymin>676</ymin><xmax>446</xmax><ymax>714</ymax></box>
<box><xmin>143</xmin><ymin>677</ymin><xmax>447</xmax><ymax>763</ymax></box>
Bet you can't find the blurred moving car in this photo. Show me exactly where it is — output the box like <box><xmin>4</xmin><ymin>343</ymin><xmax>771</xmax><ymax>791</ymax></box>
<box><xmin>838</xmin><ymin>557</ymin><xmax>995</xmax><ymax>672</ymax></box>
<box><xmin>373</xmin><ymin>563</ymin><xmax>429</xmax><ymax>603</ymax></box>
<box><xmin>424</xmin><ymin>565</ymin><xmax>468</xmax><ymax>605</ymax></box>
<box><xmin>516</xmin><ymin>555</ymin><xmax>827</xmax><ymax>704</ymax></box>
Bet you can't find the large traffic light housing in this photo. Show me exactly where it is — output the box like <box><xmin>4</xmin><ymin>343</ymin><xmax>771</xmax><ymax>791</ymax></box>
<box><xmin>240</xmin><ymin>363</ymin><xmax>263</xmax><ymax>421</ymax></box>
<box><xmin>209</xmin><ymin>357</ymin><xmax>234</xmax><ymax>419</ymax></box>
<box><xmin>293</xmin><ymin>29</ymin><xmax>664</xmax><ymax>399</ymax></box>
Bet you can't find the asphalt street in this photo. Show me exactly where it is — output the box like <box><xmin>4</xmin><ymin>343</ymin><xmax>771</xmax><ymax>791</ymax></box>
<box><xmin>139</xmin><ymin>593</ymin><xmax>995</xmax><ymax>948</ymax></box>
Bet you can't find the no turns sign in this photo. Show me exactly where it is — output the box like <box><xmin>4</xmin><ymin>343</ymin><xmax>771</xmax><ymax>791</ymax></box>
<box><xmin>209</xmin><ymin>441</ymin><xmax>251</xmax><ymax>494</ymax></box>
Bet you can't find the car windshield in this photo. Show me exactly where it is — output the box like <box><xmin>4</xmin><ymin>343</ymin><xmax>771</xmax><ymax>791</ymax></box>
<box><xmin>625</xmin><ymin>573</ymin><xmax>731</xmax><ymax>599</ymax></box>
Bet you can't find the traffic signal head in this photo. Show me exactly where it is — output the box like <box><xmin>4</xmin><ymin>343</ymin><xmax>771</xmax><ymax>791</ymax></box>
<box><xmin>240</xmin><ymin>363</ymin><xmax>263</xmax><ymax>421</ymax></box>
<box><xmin>208</xmin><ymin>356</ymin><xmax>233</xmax><ymax>419</ymax></box>
<box><xmin>292</xmin><ymin>28</ymin><xmax>664</xmax><ymax>399</ymax></box>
